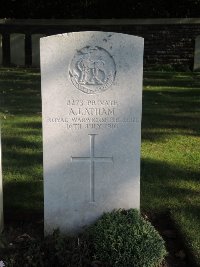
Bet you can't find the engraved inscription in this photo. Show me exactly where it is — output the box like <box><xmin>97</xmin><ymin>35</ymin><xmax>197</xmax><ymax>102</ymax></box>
<box><xmin>69</xmin><ymin>46</ymin><xmax>116</xmax><ymax>94</ymax></box>
<box><xmin>71</xmin><ymin>134</ymin><xmax>113</xmax><ymax>202</ymax></box>
<box><xmin>47</xmin><ymin>98</ymin><xmax>140</xmax><ymax>130</ymax></box>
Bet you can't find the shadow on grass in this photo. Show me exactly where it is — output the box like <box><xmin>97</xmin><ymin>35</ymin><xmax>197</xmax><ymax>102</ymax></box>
<box><xmin>2</xmin><ymin>118</ymin><xmax>43</xmax><ymax>183</ymax></box>
<box><xmin>0</xmin><ymin>69</ymin><xmax>41</xmax><ymax>115</ymax></box>
<box><xmin>3</xmin><ymin>180</ymin><xmax>43</xmax><ymax>222</ymax></box>
<box><xmin>3</xmin><ymin>156</ymin><xmax>199</xmax><ymax>222</ymax></box>
<box><xmin>3</xmin><ymin>150</ymin><xmax>42</xmax><ymax>169</ymax></box>
<box><xmin>143</xmin><ymin>71</ymin><xmax>200</xmax><ymax>88</ymax></box>
<box><xmin>3</xmin><ymin>136</ymin><xmax>42</xmax><ymax>149</ymax></box>
<box><xmin>171</xmin><ymin>205</ymin><xmax>200</xmax><ymax>266</ymax></box>
<box><xmin>141</xmin><ymin>158</ymin><xmax>200</xmax><ymax>212</ymax></box>
<box><xmin>142</xmin><ymin>88</ymin><xmax>200</xmax><ymax>141</ymax></box>
<box><xmin>141</xmin><ymin>157</ymin><xmax>200</xmax><ymax>266</ymax></box>
<box><xmin>1</xmin><ymin>69</ymin><xmax>200</xmax><ymax>140</ymax></box>
<box><xmin>10</xmin><ymin>120</ymin><xmax>42</xmax><ymax>129</ymax></box>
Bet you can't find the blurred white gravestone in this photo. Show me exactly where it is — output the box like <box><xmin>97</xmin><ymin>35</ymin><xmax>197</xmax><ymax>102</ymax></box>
<box><xmin>32</xmin><ymin>34</ymin><xmax>45</xmax><ymax>67</ymax></box>
<box><xmin>194</xmin><ymin>36</ymin><xmax>200</xmax><ymax>71</ymax></box>
<box><xmin>0</xmin><ymin>129</ymin><xmax>3</xmax><ymax>232</ymax></box>
<box><xmin>10</xmin><ymin>33</ymin><xmax>25</xmax><ymax>66</ymax></box>
<box><xmin>41</xmin><ymin>31</ymin><xmax>144</xmax><ymax>234</ymax></box>
<box><xmin>0</xmin><ymin>34</ymin><xmax>2</xmax><ymax>65</ymax></box>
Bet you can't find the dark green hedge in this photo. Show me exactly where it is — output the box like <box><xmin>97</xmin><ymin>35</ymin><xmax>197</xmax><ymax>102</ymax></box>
<box><xmin>86</xmin><ymin>209</ymin><xmax>167</xmax><ymax>267</ymax></box>
<box><xmin>0</xmin><ymin>0</ymin><xmax>200</xmax><ymax>19</ymax></box>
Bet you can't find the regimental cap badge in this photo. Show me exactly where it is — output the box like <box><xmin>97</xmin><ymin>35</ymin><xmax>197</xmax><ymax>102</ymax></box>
<box><xmin>69</xmin><ymin>46</ymin><xmax>116</xmax><ymax>94</ymax></box>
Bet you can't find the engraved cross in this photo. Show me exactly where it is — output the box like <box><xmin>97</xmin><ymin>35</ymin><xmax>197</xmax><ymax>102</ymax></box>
<box><xmin>71</xmin><ymin>134</ymin><xmax>113</xmax><ymax>203</ymax></box>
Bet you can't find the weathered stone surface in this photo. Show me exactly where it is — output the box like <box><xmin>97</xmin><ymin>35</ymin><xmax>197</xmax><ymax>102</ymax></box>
<box><xmin>32</xmin><ymin>34</ymin><xmax>45</xmax><ymax>67</ymax></box>
<box><xmin>10</xmin><ymin>33</ymin><xmax>25</xmax><ymax>66</ymax></box>
<box><xmin>41</xmin><ymin>31</ymin><xmax>144</xmax><ymax>234</ymax></box>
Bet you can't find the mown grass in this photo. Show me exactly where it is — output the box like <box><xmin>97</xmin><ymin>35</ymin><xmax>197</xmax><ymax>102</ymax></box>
<box><xmin>0</xmin><ymin>68</ymin><xmax>200</xmax><ymax>266</ymax></box>
<box><xmin>141</xmin><ymin>71</ymin><xmax>200</xmax><ymax>265</ymax></box>
<box><xmin>0</xmin><ymin>68</ymin><xmax>43</xmax><ymax>214</ymax></box>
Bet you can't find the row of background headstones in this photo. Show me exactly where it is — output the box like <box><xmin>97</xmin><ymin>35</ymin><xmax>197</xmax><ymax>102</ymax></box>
<box><xmin>194</xmin><ymin>36</ymin><xmax>200</xmax><ymax>71</ymax></box>
<box><xmin>0</xmin><ymin>33</ymin><xmax>200</xmax><ymax>71</ymax></box>
<box><xmin>0</xmin><ymin>33</ymin><xmax>45</xmax><ymax>67</ymax></box>
<box><xmin>0</xmin><ymin>33</ymin><xmax>200</xmax><ymax>69</ymax></box>
<box><xmin>0</xmin><ymin>33</ymin><xmax>200</xmax><ymax>70</ymax></box>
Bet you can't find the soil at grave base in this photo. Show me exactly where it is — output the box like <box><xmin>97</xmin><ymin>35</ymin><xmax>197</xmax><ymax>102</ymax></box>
<box><xmin>143</xmin><ymin>212</ymin><xmax>193</xmax><ymax>267</ymax></box>
<box><xmin>3</xmin><ymin>211</ymin><xmax>194</xmax><ymax>267</ymax></box>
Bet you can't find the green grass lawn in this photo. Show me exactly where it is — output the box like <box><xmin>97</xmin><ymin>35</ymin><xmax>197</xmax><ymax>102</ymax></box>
<box><xmin>0</xmin><ymin>69</ymin><xmax>43</xmax><ymax>214</ymax></box>
<box><xmin>0</xmin><ymin>68</ymin><xmax>200</xmax><ymax>266</ymax></box>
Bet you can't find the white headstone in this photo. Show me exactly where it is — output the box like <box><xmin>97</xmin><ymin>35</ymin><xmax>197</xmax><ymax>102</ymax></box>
<box><xmin>0</xmin><ymin>129</ymin><xmax>3</xmax><ymax>232</ymax></box>
<box><xmin>10</xmin><ymin>33</ymin><xmax>25</xmax><ymax>66</ymax></box>
<box><xmin>0</xmin><ymin>34</ymin><xmax>2</xmax><ymax>65</ymax></box>
<box><xmin>41</xmin><ymin>31</ymin><xmax>144</xmax><ymax>234</ymax></box>
<box><xmin>32</xmin><ymin>34</ymin><xmax>45</xmax><ymax>67</ymax></box>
